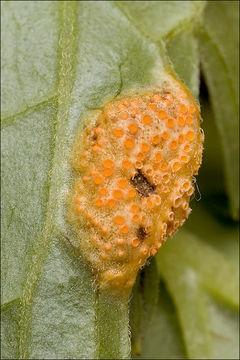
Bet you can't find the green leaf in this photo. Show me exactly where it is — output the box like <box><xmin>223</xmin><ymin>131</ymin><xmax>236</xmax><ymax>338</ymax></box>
<box><xmin>133</xmin><ymin>282</ymin><xmax>186</xmax><ymax>360</ymax></box>
<box><xmin>166</xmin><ymin>30</ymin><xmax>200</xmax><ymax>99</ymax></box>
<box><xmin>197</xmin><ymin>98</ymin><xmax>226</xmax><ymax>197</ymax></box>
<box><xmin>116</xmin><ymin>1</ymin><xmax>205</xmax><ymax>42</ymax></box>
<box><xmin>20</xmin><ymin>237</ymin><xmax>97</xmax><ymax>359</ymax></box>
<box><xmin>116</xmin><ymin>1</ymin><xmax>205</xmax><ymax>98</ymax></box>
<box><xmin>1</xmin><ymin>102</ymin><xmax>57</xmax><ymax>305</ymax></box>
<box><xmin>1</xmin><ymin>1</ymin><xmax>60</xmax><ymax>119</ymax></box>
<box><xmin>206</xmin><ymin>294</ymin><xmax>239</xmax><ymax>359</ymax></box>
<box><xmin>156</xmin><ymin>226</ymin><xmax>239</xmax><ymax>359</ymax></box>
<box><xmin>198</xmin><ymin>0</ymin><xmax>239</xmax><ymax>219</ymax></box>
<box><xmin>96</xmin><ymin>292</ymin><xmax>130</xmax><ymax>359</ymax></box>
<box><xmin>130</xmin><ymin>259</ymin><xmax>159</xmax><ymax>356</ymax></box>
<box><xmin>186</xmin><ymin>202</ymin><xmax>239</xmax><ymax>264</ymax></box>
<box><xmin>1</xmin><ymin>1</ymin><xmax>238</xmax><ymax>359</ymax></box>
<box><xmin>1</xmin><ymin>300</ymin><xmax>20</xmax><ymax>359</ymax></box>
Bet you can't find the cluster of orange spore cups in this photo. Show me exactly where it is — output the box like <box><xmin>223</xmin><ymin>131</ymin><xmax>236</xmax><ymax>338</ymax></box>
<box><xmin>68</xmin><ymin>83</ymin><xmax>203</xmax><ymax>296</ymax></box>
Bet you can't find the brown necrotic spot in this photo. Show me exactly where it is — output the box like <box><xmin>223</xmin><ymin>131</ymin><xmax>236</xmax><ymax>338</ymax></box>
<box><xmin>130</xmin><ymin>170</ymin><xmax>155</xmax><ymax>197</ymax></box>
<box><xmin>92</xmin><ymin>134</ymin><xmax>98</xmax><ymax>141</ymax></box>
<box><xmin>137</xmin><ymin>226</ymin><xmax>147</xmax><ymax>241</ymax></box>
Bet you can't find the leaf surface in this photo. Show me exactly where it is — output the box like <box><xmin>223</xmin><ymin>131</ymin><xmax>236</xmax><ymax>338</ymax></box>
<box><xmin>1</xmin><ymin>1</ymin><xmax>238</xmax><ymax>359</ymax></box>
<box><xmin>1</xmin><ymin>1</ymin><xmax>60</xmax><ymax>119</ymax></box>
<box><xmin>157</xmin><ymin>225</ymin><xmax>239</xmax><ymax>359</ymax></box>
<box><xmin>198</xmin><ymin>1</ymin><xmax>239</xmax><ymax>219</ymax></box>
<box><xmin>134</xmin><ymin>282</ymin><xmax>186</xmax><ymax>359</ymax></box>
<box><xmin>1</xmin><ymin>102</ymin><xmax>57</xmax><ymax>305</ymax></box>
<box><xmin>116</xmin><ymin>1</ymin><xmax>205</xmax><ymax>42</ymax></box>
<box><xmin>130</xmin><ymin>259</ymin><xmax>159</xmax><ymax>356</ymax></box>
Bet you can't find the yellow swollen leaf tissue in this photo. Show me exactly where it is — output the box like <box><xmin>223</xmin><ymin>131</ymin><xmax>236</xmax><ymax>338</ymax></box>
<box><xmin>67</xmin><ymin>75</ymin><xmax>204</xmax><ymax>296</ymax></box>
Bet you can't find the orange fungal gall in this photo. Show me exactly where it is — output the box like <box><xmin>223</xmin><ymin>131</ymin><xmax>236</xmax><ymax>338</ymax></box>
<box><xmin>142</xmin><ymin>114</ymin><xmax>152</xmax><ymax>125</ymax></box>
<box><xmin>162</xmin><ymin>131</ymin><xmax>169</xmax><ymax>140</ymax></box>
<box><xmin>166</xmin><ymin>118</ymin><xmax>175</xmax><ymax>128</ymax></box>
<box><xmin>107</xmin><ymin>199</ymin><xmax>116</xmax><ymax>208</ymax></box>
<box><xmin>158</xmin><ymin>110</ymin><xmax>167</xmax><ymax>119</ymax></box>
<box><xmin>186</xmin><ymin>130</ymin><xmax>195</xmax><ymax>141</ymax></box>
<box><xmin>128</xmin><ymin>189</ymin><xmax>136</xmax><ymax>198</ymax></box>
<box><xmin>114</xmin><ymin>215</ymin><xmax>125</xmax><ymax>225</ymax></box>
<box><xmin>102</xmin><ymin>167</ymin><xmax>113</xmax><ymax>177</ymax></box>
<box><xmin>147</xmin><ymin>103</ymin><xmax>157</xmax><ymax>111</ymax></box>
<box><xmin>117</xmin><ymin>250</ymin><xmax>125</xmax><ymax>258</ymax></box>
<box><xmin>99</xmin><ymin>187</ymin><xmax>108</xmax><ymax>196</ymax></box>
<box><xmin>177</xmin><ymin>116</ymin><xmax>185</xmax><ymax>126</ymax></box>
<box><xmin>128</xmin><ymin>123</ymin><xmax>138</xmax><ymax>134</ymax></box>
<box><xmin>120</xmin><ymin>112</ymin><xmax>128</xmax><ymax>120</ymax></box>
<box><xmin>151</xmin><ymin>134</ymin><xmax>161</xmax><ymax>145</ymax></box>
<box><xmin>132</xmin><ymin>238</ymin><xmax>140</xmax><ymax>247</ymax></box>
<box><xmin>103</xmin><ymin>159</ymin><xmax>114</xmax><ymax>168</ymax></box>
<box><xmin>117</xmin><ymin>178</ymin><xmax>128</xmax><ymax>189</ymax></box>
<box><xmin>154</xmin><ymin>152</ymin><xmax>162</xmax><ymax>163</ymax></box>
<box><xmin>95</xmin><ymin>198</ymin><xmax>103</xmax><ymax>207</ymax></box>
<box><xmin>141</xmin><ymin>142</ymin><xmax>150</xmax><ymax>153</ymax></box>
<box><xmin>94</xmin><ymin>175</ymin><xmax>103</xmax><ymax>185</ymax></box>
<box><xmin>116</xmin><ymin>238</ymin><xmax>124</xmax><ymax>245</ymax></box>
<box><xmin>124</xmin><ymin>138</ymin><xmax>135</xmax><ymax>149</ymax></box>
<box><xmin>67</xmin><ymin>85</ymin><xmax>203</xmax><ymax>296</ymax></box>
<box><xmin>132</xmin><ymin>214</ymin><xmax>140</xmax><ymax>222</ymax></box>
<box><xmin>130</xmin><ymin>204</ymin><xmax>139</xmax><ymax>213</ymax></box>
<box><xmin>113</xmin><ymin>189</ymin><xmax>123</xmax><ymax>199</ymax></box>
<box><xmin>120</xmin><ymin>225</ymin><xmax>129</xmax><ymax>234</ymax></box>
<box><xmin>113</xmin><ymin>127</ymin><xmax>124</xmax><ymax>138</ymax></box>
<box><xmin>122</xmin><ymin>159</ymin><xmax>131</xmax><ymax>169</ymax></box>
<box><xmin>178</xmin><ymin>103</ymin><xmax>187</xmax><ymax>113</ymax></box>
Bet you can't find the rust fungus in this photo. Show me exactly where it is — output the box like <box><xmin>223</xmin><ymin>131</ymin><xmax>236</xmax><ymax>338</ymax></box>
<box><xmin>130</xmin><ymin>169</ymin><xmax>156</xmax><ymax>197</ymax></box>
<box><xmin>68</xmin><ymin>84</ymin><xmax>203</xmax><ymax>296</ymax></box>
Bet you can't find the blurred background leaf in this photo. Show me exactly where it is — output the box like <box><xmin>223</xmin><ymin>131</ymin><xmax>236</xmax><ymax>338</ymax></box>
<box><xmin>198</xmin><ymin>0</ymin><xmax>239</xmax><ymax>220</ymax></box>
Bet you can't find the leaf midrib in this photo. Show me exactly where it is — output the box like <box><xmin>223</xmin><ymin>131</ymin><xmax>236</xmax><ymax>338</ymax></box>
<box><xmin>18</xmin><ymin>3</ymin><xmax>77</xmax><ymax>358</ymax></box>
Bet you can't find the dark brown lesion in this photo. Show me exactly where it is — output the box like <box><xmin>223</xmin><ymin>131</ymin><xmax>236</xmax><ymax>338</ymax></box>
<box><xmin>90</xmin><ymin>123</ymin><xmax>100</xmax><ymax>142</ymax></box>
<box><xmin>137</xmin><ymin>226</ymin><xmax>147</xmax><ymax>241</ymax></box>
<box><xmin>91</xmin><ymin>134</ymin><xmax>98</xmax><ymax>141</ymax></box>
<box><xmin>130</xmin><ymin>170</ymin><xmax>155</xmax><ymax>197</ymax></box>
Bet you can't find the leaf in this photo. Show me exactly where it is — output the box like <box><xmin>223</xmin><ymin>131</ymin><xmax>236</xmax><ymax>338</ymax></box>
<box><xmin>206</xmin><ymin>294</ymin><xmax>239</xmax><ymax>359</ymax></box>
<box><xmin>166</xmin><ymin>30</ymin><xmax>200</xmax><ymax>99</ymax></box>
<box><xmin>1</xmin><ymin>300</ymin><xmax>20</xmax><ymax>359</ymax></box>
<box><xmin>1</xmin><ymin>102</ymin><xmax>57</xmax><ymax>305</ymax></box>
<box><xmin>96</xmin><ymin>292</ymin><xmax>130</xmax><ymax>359</ymax></box>
<box><xmin>197</xmin><ymin>98</ymin><xmax>226</xmax><ymax>197</ymax></box>
<box><xmin>2</xmin><ymin>1</ymin><xmax>238</xmax><ymax>359</ymax></box>
<box><xmin>186</xmin><ymin>202</ymin><xmax>239</xmax><ymax>264</ymax></box>
<box><xmin>116</xmin><ymin>1</ymin><xmax>205</xmax><ymax>42</ymax></box>
<box><xmin>134</xmin><ymin>282</ymin><xmax>186</xmax><ymax>360</ymax></box>
<box><xmin>156</xmin><ymin>225</ymin><xmax>239</xmax><ymax>359</ymax></box>
<box><xmin>116</xmin><ymin>1</ymin><xmax>205</xmax><ymax>99</ymax></box>
<box><xmin>130</xmin><ymin>259</ymin><xmax>159</xmax><ymax>356</ymax></box>
<box><xmin>2</xmin><ymin>2</ymin><xmax>204</xmax><ymax>359</ymax></box>
<box><xmin>198</xmin><ymin>0</ymin><xmax>239</xmax><ymax>219</ymax></box>
<box><xmin>1</xmin><ymin>1</ymin><xmax>60</xmax><ymax>119</ymax></box>
<box><xmin>20</xmin><ymin>237</ymin><xmax>97</xmax><ymax>359</ymax></box>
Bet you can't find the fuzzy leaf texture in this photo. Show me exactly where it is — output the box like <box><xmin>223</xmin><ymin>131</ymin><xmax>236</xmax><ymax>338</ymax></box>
<box><xmin>1</xmin><ymin>1</ymin><xmax>239</xmax><ymax>359</ymax></box>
